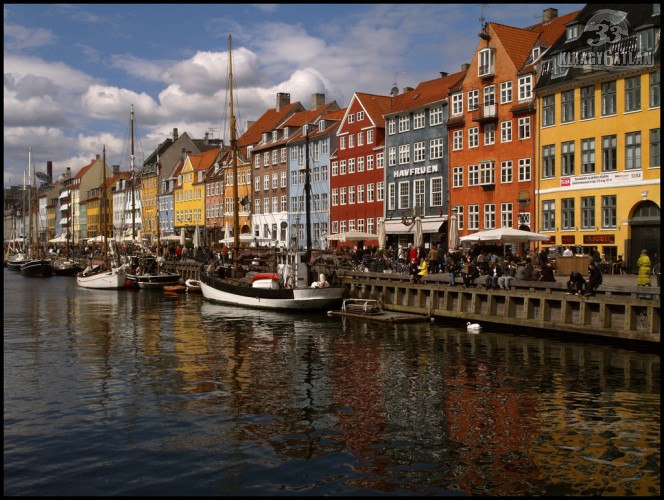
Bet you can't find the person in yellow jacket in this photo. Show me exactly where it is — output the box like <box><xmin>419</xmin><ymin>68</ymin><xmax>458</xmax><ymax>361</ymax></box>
<box><xmin>415</xmin><ymin>257</ymin><xmax>428</xmax><ymax>283</ymax></box>
<box><xmin>637</xmin><ymin>249</ymin><xmax>652</xmax><ymax>286</ymax></box>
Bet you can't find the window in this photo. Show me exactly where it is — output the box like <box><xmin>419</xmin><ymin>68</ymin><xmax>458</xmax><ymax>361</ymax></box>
<box><xmin>357</xmin><ymin>184</ymin><xmax>365</xmax><ymax>203</ymax></box>
<box><xmin>479</xmin><ymin>161</ymin><xmax>495</xmax><ymax>185</ymax></box>
<box><xmin>651</xmin><ymin>128</ymin><xmax>660</xmax><ymax>168</ymax></box>
<box><xmin>367</xmin><ymin>183</ymin><xmax>374</xmax><ymax>202</ymax></box>
<box><xmin>601</xmin><ymin>81</ymin><xmax>616</xmax><ymax>115</ymax></box>
<box><xmin>414</xmin><ymin>141</ymin><xmax>425</xmax><ymax>162</ymax></box>
<box><xmin>348</xmin><ymin>186</ymin><xmax>355</xmax><ymax>204</ymax></box>
<box><xmin>348</xmin><ymin>114</ymin><xmax>355</xmax><ymax>124</ymax></box>
<box><xmin>566</xmin><ymin>23</ymin><xmax>580</xmax><ymax>41</ymax></box>
<box><xmin>455</xmin><ymin>205</ymin><xmax>464</xmax><ymax>230</ymax></box>
<box><xmin>388</xmin><ymin>147</ymin><xmax>396</xmax><ymax>166</ymax></box>
<box><xmin>348</xmin><ymin>134</ymin><xmax>354</xmax><ymax>148</ymax></box>
<box><xmin>281</xmin><ymin>171</ymin><xmax>287</xmax><ymax>187</ymax></box>
<box><xmin>581</xmin><ymin>138</ymin><xmax>596</xmax><ymax>174</ymax></box>
<box><xmin>452</xmin><ymin>93</ymin><xmax>463</xmax><ymax>116</ymax></box>
<box><xmin>357</xmin><ymin>111</ymin><xmax>364</xmax><ymax>121</ymax></box>
<box><xmin>542</xmin><ymin>145</ymin><xmax>555</xmax><ymax>178</ymax></box>
<box><xmin>602</xmin><ymin>135</ymin><xmax>617</xmax><ymax>172</ymax></box>
<box><xmin>414</xmin><ymin>179</ymin><xmax>425</xmax><ymax>209</ymax></box>
<box><xmin>478</xmin><ymin>48</ymin><xmax>494</xmax><ymax>76</ymax></box>
<box><xmin>484</xmin><ymin>204</ymin><xmax>496</xmax><ymax>229</ymax></box>
<box><xmin>468</xmin><ymin>164</ymin><xmax>479</xmax><ymax>186</ymax></box>
<box><xmin>263</xmin><ymin>152</ymin><xmax>269</xmax><ymax>166</ymax></box>
<box><xmin>518</xmin><ymin>117</ymin><xmax>530</xmax><ymax>140</ymax></box>
<box><xmin>602</xmin><ymin>195</ymin><xmax>617</xmax><ymax>229</ymax></box>
<box><xmin>280</xmin><ymin>147</ymin><xmax>287</xmax><ymax>163</ymax></box>
<box><xmin>430</xmin><ymin>177</ymin><xmax>442</xmax><ymax>206</ymax></box>
<box><xmin>518</xmin><ymin>158</ymin><xmax>531</xmax><ymax>181</ymax></box>
<box><xmin>468</xmin><ymin>205</ymin><xmax>479</xmax><ymax>230</ymax></box>
<box><xmin>453</xmin><ymin>130</ymin><xmax>463</xmax><ymax>150</ymax></box>
<box><xmin>367</xmin><ymin>155</ymin><xmax>374</xmax><ymax>170</ymax></box>
<box><xmin>501</xmin><ymin>203</ymin><xmax>513</xmax><ymax>228</ymax></box>
<box><xmin>357</xmin><ymin>156</ymin><xmax>364</xmax><ymax>171</ymax></box>
<box><xmin>331</xmin><ymin>161</ymin><xmax>338</xmax><ymax>176</ymax></box>
<box><xmin>348</xmin><ymin>158</ymin><xmax>355</xmax><ymax>173</ymax></box>
<box><xmin>625</xmin><ymin>132</ymin><xmax>641</xmax><ymax>169</ymax></box>
<box><xmin>398</xmin><ymin>182</ymin><xmax>409</xmax><ymax>209</ymax></box>
<box><xmin>398</xmin><ymin>115</ymin><xmax>410</xmax><ymax>133</ymax></box>
<box><xmin>542</xmin><ymin>95</ymin><xmax>555</xmax><ymax>126</ymax></box>
<box><xmin>501</xmin><ymin>121</ymin><xmax>512</xmax><ymax>142</ymax></box>
<box><xmin>398</xmin><ymin>144</ymin><xmax>410</xmax><ymax>164</ymax></box>
<box><xmin>377</xmin><ymin>181</ymin><xmax>384</xmax><ymax>201</ymax></box>
<box><xmin>561</xmin><ymin>141</ymin><xmax>575</xmax><ymax>176</ymax></box>
<box><xmin>468</xmin><ymin>89</ymin><xmax>479</xmax><ymax>111</ymax></box>
<box><xmin>357</xmin><ymin>131</ymin><xmax>364</xmax><ymax>146</ymax></box>
<box><xmin>542</xmin><ymin>200</ymin><xmax>555</xmax><ymax>231</ymax></box>
<box><xmin>650</xmin><ymin>70</ymin><xmax>660</xmax><ymax>108</ymax></box>
<box><xmin>453</xmin><ymin>166</ymin><xmax>464</xmax><ymax>188</ymax></box>
<box><xmin>331</xmin><ymin>188</ymin><xmax>338</xmax><ymax>206</ymax></box>
<box><xmin>271</xmin><ymin>150</ymin><xmax>278</xmax><ymax>165</ymax></box>
<box><xmin>581</xmin><ymin>86</ymin><xmax>595</xmax><ymax>119</ymax></box>
<box><xmin>561</xmin><ymin>90</ymin><xmax>574</xmax><ymax>123</ymax></box>
<box><xmin>624</xmin><ymin>76</ymin><xmax>641</xmax><ymax>112</ymax></box>
<box><xmin>377</xmin><ymin>153</ymin><xmax>384</xmax><ymax>169</ymax></box>
<box><xmin>468</xmin><ymin>127</ymin><xmax>479</xmax><ymax>148</ymax></box>
<box><xmin>637</xmin><ymin>28</ymin><xmax>655</xmax><ymax>51</ymax></box>
<box><xmin>561</xmin><ymin>198</ymin><xmax>575</xmax><ymax>229</ymax></box>
<box><xmin>501</xmin><ymin>81</ymin><xmax>512</xmax><ymax>103</ymax></box>
<box><xmin>484</xmin><ymin>123</ymin><xmax>495</xmax><ymax>145</ymax></box>
<box><xmin>387</xmin><ymin>118</ymin><xmax>396</xmax><ymax>135</ymax></box>
<box><xmin>413</xmin><ymin>110</ymin><xmax>425</xmax><ymax>129</ymax></box>
<box><xmin>429</xmin><ymin>138</ymin><xmax>444</xmax><ymax>159</ymax></box>
<box><xmin>340</xmin><ymin>160</ymin><xmax>346</xmax><ymax>175</ymax></box>
<box><xmin>501</xmin><ymin>160</ymin><xmax>512</xmax><ymax>183</ymax></box>
<box><xmin>518</xmin><ymin>75</ymin><xmax>532</xmax><ymax>101</ymax></box>
<box><xmin>340</xmin><ymin>187</ymin><xmax>346</xmax><ymax>205</ymax></box>
<box><xmin>367</xmin><ymin>129</ymin><xmax>374</xmax><ymax>143</ymax></box>
<box><xmin>430</xmin><ymin>106</ymin><xmax>443</xmax><ymax>125</ymax></box>
<box><xmin>581</xmin><ymin>196</ymin><xmax>595</xmax><ymax>229</ymax></box>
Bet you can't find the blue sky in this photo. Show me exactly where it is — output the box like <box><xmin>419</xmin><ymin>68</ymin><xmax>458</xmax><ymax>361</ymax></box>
<box><xmin>4</xmin><ymin>3</ymin><xmax>583</xmax><ymax>188</ymax></box>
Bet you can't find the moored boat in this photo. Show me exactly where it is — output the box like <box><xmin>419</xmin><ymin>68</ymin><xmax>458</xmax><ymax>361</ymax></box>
<box><xmin>20</xmin><ymin>258</ymin><xmax>54</xmax><ymax>277</ymax></box>
<box><xmin>126</xmin><ymin>255</ymin><xmax>181</xmax><ymax>289</ymax></box>
<box><xmin>52</xmin><ymin>257</ymin><xmax>83</xmax><ymax>276</ymax></box>
<box><xmin>185</xmin><ymin>279</ymin><xmax>202</xmax><ymax>293</ymax></box>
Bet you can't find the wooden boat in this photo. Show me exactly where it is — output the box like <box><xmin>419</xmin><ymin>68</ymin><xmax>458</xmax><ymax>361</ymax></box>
<box><xmin>52</xmin><ymin>257</ymin><xmax>83</xmax><ymax>276</ymax></box>
<box><xmin>126</xmin><ymin>255</ymin><xmax>181</xmax><ymax>289</ymax></box>
<box><xmin>200</xmin><ymin>35</ymin><xmax>344</xmax><ymax>311</ymax></box>
<box><xmin>185</xmin><ymin>279</ymin><xmax>202</xmax><ymax>293</ymax></box>
<box><xmin>341</xmin><ymin>298</ymin><xmax>383</xmax><ymax>315</ymax></box>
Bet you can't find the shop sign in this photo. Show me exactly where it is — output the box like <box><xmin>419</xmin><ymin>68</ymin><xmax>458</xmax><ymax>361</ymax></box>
<box><xmin>583</xmin><ymin>234</ymin><xmax>615</xmax><ymax>244</ymax></box>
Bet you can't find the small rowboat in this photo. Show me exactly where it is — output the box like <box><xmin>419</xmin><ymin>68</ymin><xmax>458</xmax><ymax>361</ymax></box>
<box><xmin>164</xmin><ymin>284</ymin><xmax>187</xmax><ymax>294</ymax></box>
<box><xmin>185</xmin><ymin>279</ymin><xmax>202</xmax><ymax>293</ymax></box>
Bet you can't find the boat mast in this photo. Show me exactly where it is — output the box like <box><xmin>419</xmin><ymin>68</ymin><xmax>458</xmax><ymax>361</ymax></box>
<box><xmin>28</xmin><ymin>147</ymin><xmax>34</xmax><ymax>258</ymax></box>
<box><xmin>130</xmin><ymin>104</ymin><xmax>136</xmax><ymax>240</ymax></box>
<box><xmin>102</xmin><ymin>145</ymin><xmax>108</xmax><ymax>266</ymax></box>
<box><xmin>228</xmin><ymin>34</ymin><xmax>240</xmax><ymax>258</ymax></box>
<box><xmin>305</xmin><ymin>125</ymin><xmax>312</xmax><ymax>263</ymax></box>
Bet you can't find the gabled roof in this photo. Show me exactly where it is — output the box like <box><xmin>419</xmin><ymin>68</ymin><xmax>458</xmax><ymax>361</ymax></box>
<box><xmin>237</xmin><ymin>101</ymin><xmax>305</xmax><ymax>149</ymax></box>
<box><xmin>340</xmin><ymin>92</ymin><xmax>394</xmax><ymax>133</ymax></box>
<box><xmin>491</xmin><ymin>23</ymin><xmax>541</xmax><ymax>72</ymax></box>
<box><xmin>73</xmin><ymin>158</ymin><xmax>97</xmax><ymax>180</ymax></box>
<box><xmin>386</xmin><ymin>70</ymin><xmax>467</xmax><ymax>115</ymax></box>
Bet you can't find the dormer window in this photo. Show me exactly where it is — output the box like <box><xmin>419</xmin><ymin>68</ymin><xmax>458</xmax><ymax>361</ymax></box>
<box><xmin>318</xmin><ymin>120</ymin><xmax>325</xmax><ymax>131</ymax></box>
<box><xmin>653</xmin><ymin>3</ymin><xmax>660</xmax><ymax>15</ymax></box>
<box><xmin>566</xmin><ymin>23</ymin><xmax>580</xmax><ymax>41</ymax></box>
<box><xmin>272</xmin><ymin>130</ymin><xmax>278</xmax><ymax>141</ymax></box>
<box><xmin>262</xmin><ymin>132</ymin><xmax>269</xmax><ymax>143</ymax></box>
<box><xmin>637</xmin><ymin>28</ymin><xmax>655</xmax><ymax>51</ymax></box>
<box><xmin>531</xmin><ymin>47</ymin><xmax>541</xmax><ymax>62</ymax></box>
<box><xmin>478</xmin><ymin>48</ymin><xmax>495</xmax><ymax>77</ymax></box>
<box><xmin>283</xmin><ymin>128</ymin><xmax>289</xmax><ymax>139</ymax></box>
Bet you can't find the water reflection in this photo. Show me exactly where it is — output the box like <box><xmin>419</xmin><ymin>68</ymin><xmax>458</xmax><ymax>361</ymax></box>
<box><xmin>4</xmin><ymin>272</ymin><xmax>660</xmax><ymax>496</ymax></box>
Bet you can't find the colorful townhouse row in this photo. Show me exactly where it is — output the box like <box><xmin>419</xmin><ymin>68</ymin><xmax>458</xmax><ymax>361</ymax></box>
<box><xmin>14</xmin><ymin>3</ymin><xmax>658</xmax><ymax>273</ymax></box>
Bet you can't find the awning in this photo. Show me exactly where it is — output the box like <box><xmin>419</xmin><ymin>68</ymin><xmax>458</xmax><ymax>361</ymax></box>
<box><xmin>384</xmin><ymin>217</ymin><xmax>447</xmax><ymax>235</ymax></box>
<box><xmin>59</xmin><ymin>190</ymin><xmax>70</xmax><ymax>199</ymax></box>
<box><xmin>58</xmin><ymin>217</ymin><xmax>69</xmax><ymax>226</ymax></box>
<box><xmin>60</xmin><ymin>203</ymin><xmax>69</xmax><ymax>211</ymax></box>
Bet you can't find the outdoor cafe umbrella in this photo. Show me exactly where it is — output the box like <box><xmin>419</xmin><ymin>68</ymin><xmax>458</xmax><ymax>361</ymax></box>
<box><xmin>413</xmin><ymin>216</ymin><xmax>423</xmax><ymax>249</ymax></box>
<box><xmin>193</xmin><ymin>225</ymin><xmax>201</xmax><ymax>249</ymax></box>
<box><xmin>377</xmin><ymin>218</ymin><xmax>387</xmax><ymax>250</ymax></box>
<box><xmin>448</xmin><ymin>213</ymin><xmax>459</xmax><ymax>251</ymax></box>
<box><xmin>459</xmin><ymin>227</ymin><xmax>550</xmax><ymax>244</ymax></box>
<box><xmin>180</xmin><ymin>227</ymin><xmax>186</xmax><ymax>246</ymax></box>
<box><xmin>323</xmin><ymin>230</ymin><xmax>379</xmax><ymax>242</ymax></box>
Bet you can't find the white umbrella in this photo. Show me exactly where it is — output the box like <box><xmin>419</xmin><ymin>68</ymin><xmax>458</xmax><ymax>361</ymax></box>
<box><xmin>193</xmin><ymin>225</ymin><xmax>201</xmax><ymax>249</ymax></box>
<box><xmin>161</xmin><ymin>234</ymin><xmax>181</xmax><ymax>242</ymax></box>
<box><xmin>459</xmin><ymin>227</ymin><xmax>550</xmax><ymax>244</ymax></box>
<box><xmin>219</xmin><ymin>234</ymin><xmax>271</xmax><ymax>244</ymax></box>
<box><xmin>323</xmin><ymin>230</ymin><xmax>379</xmax><ymax>242</ymax></box>
<box><xmin>180</xmin><ymin>227</ymin><xmax>185</xmax><ymax>246</ymax></box>
<box><xmin>49</xmin><ymin>234</ymin><xmax>68</xmax><ymax>243</ymax></box>
<box><xmin>87</xmin><ymin>235</ymin><xmax>106</xmax><ymax>243</ymax></box>
<box><xmin>413</xmin><ymin>216</ymin><xmax>423</xmax><ymax>249</ymax></box>
<box><xmin>224</xmin><ymin>221</ymin><xmax>231</xmax><ymax>240</ymax></box>
<box><xmin>377</xmin><ymin>219</ymin><xmax>386</xmax><ymax>250</ymax></box>
<box><xmin>448</xmin><ymin>213</ymin><xmax>459</xmax><ymax>251</ymax></box>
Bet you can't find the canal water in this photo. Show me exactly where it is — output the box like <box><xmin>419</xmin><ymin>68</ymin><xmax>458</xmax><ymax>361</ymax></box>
<box><xmin>3</xmin><ymin>270</ymin><xmax>660</xmax><ymax>496</ymax></box>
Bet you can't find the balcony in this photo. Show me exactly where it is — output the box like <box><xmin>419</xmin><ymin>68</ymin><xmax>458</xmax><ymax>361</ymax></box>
<box><xmin>471</xmin><ymin>101</ymin><xmax>498</xmax><ymax>123</ymax></box>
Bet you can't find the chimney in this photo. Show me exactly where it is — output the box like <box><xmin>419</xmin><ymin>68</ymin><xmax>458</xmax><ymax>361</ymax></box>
<box><xmin>112</xmin><ymin>164</ymin><xmax>120</xmax><ymax>175</ymax></box>
<box><xmin>402</xmin><ymin>87</ymin><xmax>414</xmax><ymax>93</ymax></box>
<box><xmin>311</xmin><ymin>93</ymin><xmax>325</xmax><ymax>109</ymax></box>
<box><xmin>66</xmin><ymin>167</ymin><xmax>71</xmax><ymax>179</ymax></box>
<box><xmin>245</xmin><ymin>121</ymin><xmax>255</xmax><ymax>133</ymax></box>
<box><xmin>173</xmin><ymin>128</ymin><xmax>179</xmax><ymax>141</ymax></box>
<box><xmin>542</xmin><ymin>8</ymin><xmax>558</xmax><ymax>24</ymax></box>
<box><xmin>439</xmin><ymin>71</ymin><xmax>448</xmax><ymax>78</ymax></box>
<box><xmin>461</xmin><ymin>63</ymin><xmax>470</xmax><ymax>72</ymax></box>
<box><xmin>204</xmin><ymin>132</ymin><xmax>209</xmax><ymax>145</ymax></box>
<box><xmin>95</xmin><ymin>154</ymin><xmax>100</xmax><ymax>161</ymax></box>
<box><xmin>182</xmin><ymin>148</ymin><xmax>186</xmax><ymax>160</ymax></box>
<box><xmin>276</xmin><ymin>92</ymin><xmax>291</xmax><ymax>112</ymax></box>
<box><xmin>46</xmin><ymin>161</ymin><xmax>53</xmax><ymax>182</ymax></box>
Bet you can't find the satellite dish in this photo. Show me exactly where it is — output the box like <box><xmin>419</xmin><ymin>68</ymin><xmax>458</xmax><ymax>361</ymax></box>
<box><xmin>36</xmin><ymin>171</ymin><xmax>52</xmax><ymax>183</ymax></box>
<box><xmin>390</xmin><ymin>86</ymin><xmax>399</xmax><ymax>97</ymax></box>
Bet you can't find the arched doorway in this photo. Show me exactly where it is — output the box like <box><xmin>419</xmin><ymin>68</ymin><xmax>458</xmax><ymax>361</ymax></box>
<box><xmin>629</xmin><ymin>201</ymin><xmax>660</xmax><ymax>273</ymax></box>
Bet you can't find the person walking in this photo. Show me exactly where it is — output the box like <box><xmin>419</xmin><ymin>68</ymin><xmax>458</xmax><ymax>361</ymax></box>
<box><xmin>637</xmin><ymin>249</ymin><xmax>652</xmax><ymax>286</ymax></box>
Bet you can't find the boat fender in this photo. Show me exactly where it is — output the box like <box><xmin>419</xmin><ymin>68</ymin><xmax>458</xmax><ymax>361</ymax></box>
<box><xmin>135</xmin><ymin>267</ymin><xmax>142</xmax><ymax>275</ymax></box>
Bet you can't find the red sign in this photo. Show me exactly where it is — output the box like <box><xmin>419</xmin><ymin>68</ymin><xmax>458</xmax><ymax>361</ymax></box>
<box><xmin>583</xmin><ymin>234</ymin><xmax>615</xmax><ymax>244</ymax></box>
<box><xmin>561</xmin><ymin>235</ymin><xmax>575</xmax><ymax>244</ymax></box>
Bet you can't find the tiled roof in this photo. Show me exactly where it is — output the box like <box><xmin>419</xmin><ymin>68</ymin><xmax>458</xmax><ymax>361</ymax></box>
<box><xmin>387</xmin><ymin>70</ymin><xmax>467</xmax><ymax>114</ymax></box>
<box><xmin>237</xmin><ymin>101</ymin><xmax>305</xmax><ymax>148</ymax></box>
<box><xmin>353</xmin><ymin>92</ymin><xmax>394</xmax><ymax>126</ymax></box>
<box><xmin>492</xmin><ymin>23</ymin><xmax>541</xmax><ymax>72</ymax></box>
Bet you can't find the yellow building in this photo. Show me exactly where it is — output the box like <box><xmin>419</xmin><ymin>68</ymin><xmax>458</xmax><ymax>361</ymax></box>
<box><xmin>535</xmin><ymin>4</ymin><xmax>660</xmax><ymax>272</ymax></box>
<box><xmin>174</xmin><ymin>150</ymin><xmax>220</xmax><ymax>242</ymax></box>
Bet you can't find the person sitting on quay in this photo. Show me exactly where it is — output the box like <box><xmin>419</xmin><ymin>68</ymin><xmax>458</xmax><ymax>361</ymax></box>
<box><xmin>566</xmin><ymin>271</ymin><xmax>586</xmax><ymax>295</ymax></box>
<box><xmin>539</xmin><ymin>263</ymin><xmax>556</xmax><ymax>282</ymax></box>
<box><xmin>583</xmin><ymin>261</ymin><xmax>603</xmax><ymax>296</ymax></box>
<box><xmin>414</xmin><ymin>257</ymin><xmax>428</xmax><ymax>283</ymax></box>
<box><xmin>463</xmin><ymin>261</ymin><xmax>481</xmax><ymax>287</ymax></box>
<box><xmin>485</xmin><ymin>261</ymin><xmax>503</xmax><ymax>290</ymax></box>
<box><xmin>497</xmin><ymin>260</ymin><xmax>515</xmax><ymax>290</ymax></box>
<box><xmin>612</xmin><ymin>255</ymin><xmax>625</xmax><ymax>275</ymax></box>
<box><xmin>409</xmin><ymin>257</ymin><xmax>419</xmax><ymax>282</ymax></box>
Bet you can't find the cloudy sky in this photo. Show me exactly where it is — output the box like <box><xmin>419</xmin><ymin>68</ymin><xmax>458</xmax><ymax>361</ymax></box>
<box><xmin>4</xmin><ymin>3</ymin><xmax>582</xmax><ymax>188</ymax></box>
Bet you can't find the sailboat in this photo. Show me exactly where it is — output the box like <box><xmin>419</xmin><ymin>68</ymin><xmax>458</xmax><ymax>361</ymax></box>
<box><xmin>199</xmin><ymin>35</ymin><xmax>346</xmax><ymax>311</ymax></box>
<box><xmin>123</xmin><ymin>105</ymin><xmax>181</xmax><ymax>289</ymax></box>
<box><xmin>53</xmin><ymin>191</ymin><xmax>83</xmax><ymax>276</ymax></box>
<box><xmin>20</xmin><ymin>148</ymin><xmax>54</xmax><ymax>277</ymax></box>
<box><xmin>77</xmin><ymin>146</ymin><xmax>128</xmax><ymax>289</ymax></box>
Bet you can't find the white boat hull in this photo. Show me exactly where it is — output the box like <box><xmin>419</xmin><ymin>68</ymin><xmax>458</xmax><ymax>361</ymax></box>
<box><xmin>200</xmin><ymin>275</ymin><xmax>345</xmax><ymax>311</ymax></box>
<box><xmin>77</xmin><ymin>269</ymin><xmax>126</xmax><ymax>289</ymax></box>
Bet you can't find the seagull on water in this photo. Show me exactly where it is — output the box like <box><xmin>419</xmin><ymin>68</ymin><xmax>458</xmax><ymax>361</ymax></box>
<box><xmin>466</xmin><ymin>321</ymin><xmax>482</xmax><ymax>333</ymax></box>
